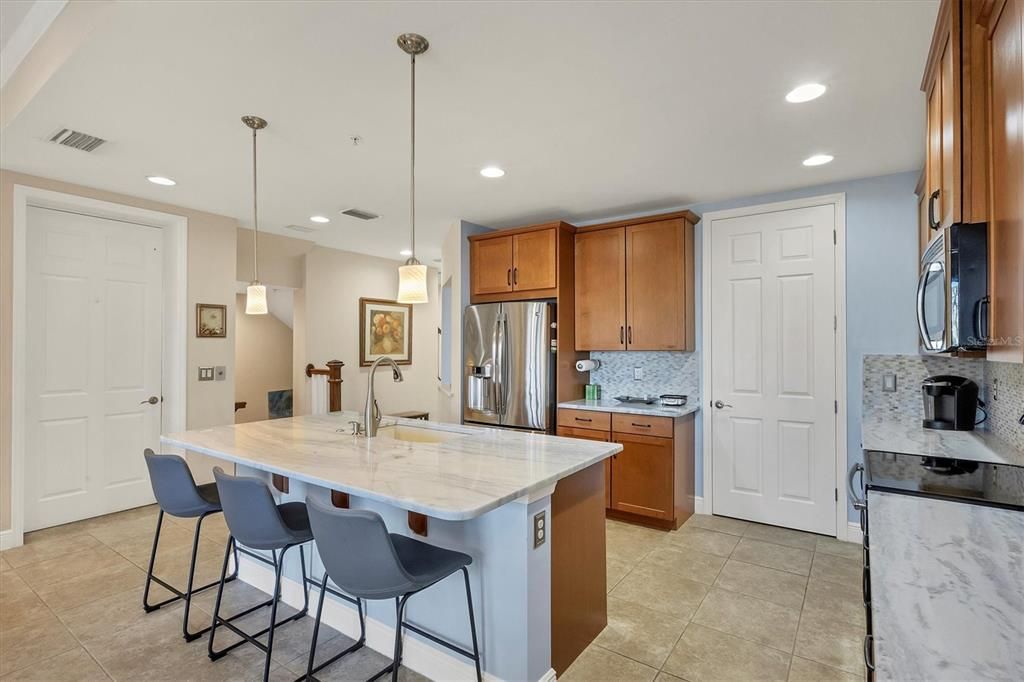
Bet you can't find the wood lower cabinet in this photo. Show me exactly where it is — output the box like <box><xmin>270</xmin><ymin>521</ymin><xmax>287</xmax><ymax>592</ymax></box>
<box><xmin>557</xmin><ymin>409</ymin><xmax>695</xmax><ymax>529</ymax></box>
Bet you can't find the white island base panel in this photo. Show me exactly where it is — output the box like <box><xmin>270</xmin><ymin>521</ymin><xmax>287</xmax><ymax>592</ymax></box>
<box><xmin>232</xmin><ymin>465</ymin><xmax>555</xmax><ymax>682</ymax></box>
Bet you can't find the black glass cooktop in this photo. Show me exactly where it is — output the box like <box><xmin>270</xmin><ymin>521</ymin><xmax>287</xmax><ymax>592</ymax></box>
<box><xmin>864</xmin><ymin>449</ymin><xmax>1024</xmax><ymax>511</ymax></box>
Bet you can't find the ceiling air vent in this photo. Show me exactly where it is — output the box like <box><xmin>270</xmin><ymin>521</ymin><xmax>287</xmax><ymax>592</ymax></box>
<box><xmin>284</xmin><ymin>224</ymin><xmax>317</xmax><ymax>234</ymax></box>
<box><xmin>48</xmin><ymin>128</ymin><xmax>107</xmax><ymax>152</ymax></box>
<box><xmin>340</xmin><ymin>208</ymin><xmax>379</xmax><ymax>221</ymax></box>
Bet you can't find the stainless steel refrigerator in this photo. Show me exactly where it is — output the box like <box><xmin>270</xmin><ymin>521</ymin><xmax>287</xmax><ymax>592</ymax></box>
<box><xmin>463</xmin><ymin>301</ymin><xmax>555</xmax><ymax>432</ymax></box>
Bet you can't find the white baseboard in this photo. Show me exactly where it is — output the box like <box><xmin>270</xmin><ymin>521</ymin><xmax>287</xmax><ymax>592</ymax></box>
<box><xmin>0</xmin><ymin>529</ymin><xmax>21</xmax><ymax>551</ymax></box>
<box><xmin>237</xmin><ymin>554</ymin><xmax>521</xmax><ymax>682</ymax></box>
<box><xmin>693</xmin><ymin>496</ymin><xmax>706</xmax><ymax>515</ymax></box>
<box><xmin>845</xmin><ymin>520</ymin><xmax>863</xmax><ymax>544</ymax></box>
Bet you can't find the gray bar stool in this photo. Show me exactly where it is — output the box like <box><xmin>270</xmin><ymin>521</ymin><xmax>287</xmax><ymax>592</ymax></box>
<box><xmin>207</xmin><ymin>467</ymin><xmax>313</xmax><ymax>682</ymax></box>
<box><xmin>304</xmin><ymin>497</ymin><xmax>482</xmax><ymax>682</ymax></box>
<box><xmin>142</xmin><ymin>449</ymin><xmax>239</xmax><ymax>641</ymax></box>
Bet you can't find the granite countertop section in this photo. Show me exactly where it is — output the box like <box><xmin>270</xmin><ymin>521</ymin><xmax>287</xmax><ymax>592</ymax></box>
<box><xmin>862</xmin><ymin>413</ymin><xmax>1024</xmax><ymax>468</ymax></box>
<box><xmin>558</xmin><ymin>399</ymin><xmax>700</xmax><ymax>418</ymax></box>
<box><xmin>161</xmin><ymin>412</ymin><xmax>621</xmax><ymax>521</ymax></box>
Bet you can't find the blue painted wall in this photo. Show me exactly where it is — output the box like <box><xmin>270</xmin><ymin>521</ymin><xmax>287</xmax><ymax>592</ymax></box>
<box><xmin>686</xmin><ymin>170</ymin><xmax>921</xmax><ymax>520</ymax></box>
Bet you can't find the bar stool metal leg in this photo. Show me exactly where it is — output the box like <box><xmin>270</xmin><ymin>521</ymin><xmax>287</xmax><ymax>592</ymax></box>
<box><xmin>462</xmin><ymin>567</ymin><xmax>483</xmax><ymax>682</ymax></box>
<box><xmin>300</xmin><ymin>572</ymin><xmax>366</xmax><ymax>682</ymax></box>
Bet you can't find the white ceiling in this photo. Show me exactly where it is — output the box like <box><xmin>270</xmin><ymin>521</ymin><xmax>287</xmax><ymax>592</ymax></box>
<box><xmin>0</xmin><ymin>0</ymin><xmax>938</xmax><ymax>263</ymax></box>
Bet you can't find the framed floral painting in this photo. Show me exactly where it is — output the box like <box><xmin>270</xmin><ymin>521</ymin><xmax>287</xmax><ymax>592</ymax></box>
<box><xmin>359</xmin><ymin>298</ymin><xmax>412</xmax><ymax>366</ymax></box>
<box><xmin>196</xmin><ymin>303</ymin><xmax>227</xmax><ymax>338</ymax></box>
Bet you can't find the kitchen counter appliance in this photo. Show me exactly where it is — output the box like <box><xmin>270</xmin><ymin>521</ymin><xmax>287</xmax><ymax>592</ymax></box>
<box><xmin>463</xmin><ymin>302</ymin><xmax>555</xmax><ymax>432</ymax></box>
<box><xmin>917</xmin><ymin>223</ymin><xmax>988</xmax><ymax>353</ymax></box>
<box><xmin>921</xmin><ymin>375</ymin><xmax>979</xmax><ymax>431</ymax></box>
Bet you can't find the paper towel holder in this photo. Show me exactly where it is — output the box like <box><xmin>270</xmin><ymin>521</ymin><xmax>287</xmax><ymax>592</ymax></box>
<box><xmin>576</xmin><ymin>359</ymin><xmax>601</xmax><ymax>372</ymax></box>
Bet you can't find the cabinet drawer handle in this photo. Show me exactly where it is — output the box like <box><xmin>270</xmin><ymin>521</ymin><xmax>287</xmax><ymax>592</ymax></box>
<box><xmin>863</xmin><ymin>635</ymin><xmax>875</xmax><ymax>672</ymax></box>
<box><xmin>927</xmin><ymin>189</ymin><xmax>940</xmax><ymax>230</ymax></box>
<box><xmin>619</xmin><ymin>326</ymin><xmax>624</xmax><ymax>345</ymax></box>
<box><xmin>627</xmin><ymin>326</ymin><xmax>632</xmax><ymax>344</ymax></box>
<box><xmin>575</xmin><ymin>417</ymin><xmax>592</xmax><ymax>422</ymax></box>
<box><xmin>631</xmin><ymin>422</ymin><xmax>651</xmax><ymax>428</ymax></box>
<box><xmin>513</xmin><ymin>267</ymin><xmax>518</xmax><ymax>285</ymax></box>
<box><xmin>507</xmin><ymin>269</ymin><xmax>512</xmax><ymax>286</ymax></box>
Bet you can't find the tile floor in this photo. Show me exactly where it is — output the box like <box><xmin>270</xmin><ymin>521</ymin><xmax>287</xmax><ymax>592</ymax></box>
<box><xmin>564</xmin><ymin>515</ymin><xmax>867</xmax><ymax>682</ymax></box>
<box><xmin>1</xmin><ymin>506</ymin><xmax>866</xmax><ymax>681</ymax></box>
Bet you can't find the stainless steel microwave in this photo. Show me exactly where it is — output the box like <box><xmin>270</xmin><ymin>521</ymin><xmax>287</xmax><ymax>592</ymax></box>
<box><xmin>917</xmin><ymin>222</ymin><xmax>988</xmax><ymax>353</ymax></box>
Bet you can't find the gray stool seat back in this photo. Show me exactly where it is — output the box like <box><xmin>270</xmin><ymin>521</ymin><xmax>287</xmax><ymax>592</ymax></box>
<box><xmin>307</xmin><ymin>497</ymin><xmax>472</xmax><ymax>600</ymax></box>
<box><xmin>213</xmin><ymin>468</ymin><xmax>312</xmax><ymax>550</ymax></box>
<box><xmin>144</xmin><ymin>449</ymin><xmax>221</xmax><ymax>518</ymax></box>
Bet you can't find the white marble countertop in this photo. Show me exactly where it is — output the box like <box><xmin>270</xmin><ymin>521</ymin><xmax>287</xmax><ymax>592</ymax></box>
<box><xmin>161</xmin><ymin>412</ymin><xmax>621</xmax><ymax>521</ymax></box>
<box><xmin>558</xmin><ymin>399</ymin><xmax>700</xmax><ymax>418</ymax></box>
<box><xmin>862</xmin><ymin>413</ymin><xmax>1024</xmax><ymax>467</ymax></box>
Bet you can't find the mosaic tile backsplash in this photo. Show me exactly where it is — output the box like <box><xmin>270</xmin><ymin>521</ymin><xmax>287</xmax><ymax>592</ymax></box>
<box><xmin>587</xmin><ymin>351</ymin><xmax>701</xmax><ymax>404</ymax></box>
<box><xmin>863</xmin><ymin>354</ymin><xmax>1024</xmax><ymax>451</ymax></box>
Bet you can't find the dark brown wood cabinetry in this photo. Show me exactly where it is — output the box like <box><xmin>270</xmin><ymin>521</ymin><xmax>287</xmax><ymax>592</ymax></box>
<box><xmin>574</xmin><ymin>211</ymin><xmax>697</xmax><ymax>352</ymax></box>
<box><xmin>556</xmin><ymin>408</ymin><xmax>695</xmax><ymax>530</ymax></box>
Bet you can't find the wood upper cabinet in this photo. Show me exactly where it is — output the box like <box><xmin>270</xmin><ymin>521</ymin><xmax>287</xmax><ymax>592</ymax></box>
<box><xmin>922</xmin><ymin>0</ymin><xmax>992</xmax><ymax>232</ymax></box>
<box><xmin>984</xmin><ymin>0</ymin><xmax>1024</xmax><ymax>363</ymax></box>
<box><xmin>470</xmin><ymin>234</ymin><xmax>514</xmax><ymax>295</ymax></box>
<box><xmin>575</xmin><ymin>228</ymin><xmax>626</xmax><ymax>350</ymax></box>
<box><xmin>512</xmin><ymin>229</ymin><xmax>557</xmax><ymax>291</ymax></box>
<box><xmin>469</xmin><ymin>224</ymin><xmax>562</xmax><ymax>299</ymax></box>
<box><xmin>916</xmin><ymin>168</ymin><xmax>933</xmax><ymax>258</ymax></box>
<box><xmin>609</xmin><ymin>432</ymin><xmax>674</xmax><ymax>521</ymax></box>
<box><xmin>574</xmin><ymin>211</ymin><xmax>696</xmax><ymax>352</ymax></box>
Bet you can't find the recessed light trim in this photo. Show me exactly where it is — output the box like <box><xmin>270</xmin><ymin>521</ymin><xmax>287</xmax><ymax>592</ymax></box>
<box><xmin>785</xmin><ymin>83</ymin><xmax>827</xmax><ymax>103</ymax></box>
<box><xmin>803</xmin><ymin>154</ymin><xmax>834</xmax><ymax>167</ymax></box>
<box><xmin>480</xmin><ymin>166</ymin><xmax>505</xmax><ymax>178</ymax></box>
<box><xmin>147</xmin><ymin>176</ymin><xmax>176</xmax><ymax>186</ymax></box>
<box><xmin>310</xmin><ymin>215</ymin><xmax>330</xmax><ymax>223</ymax></box>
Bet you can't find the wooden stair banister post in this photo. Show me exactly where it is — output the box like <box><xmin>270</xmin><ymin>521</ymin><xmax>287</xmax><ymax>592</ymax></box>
<box><xmin>306</xmin><ymin>359</ymin><xmax>348</xmax><ymax>501</ymax></box>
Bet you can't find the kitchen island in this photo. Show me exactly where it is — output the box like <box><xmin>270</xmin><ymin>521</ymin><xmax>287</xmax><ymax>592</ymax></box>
<box><xmin>161</xmin><ymin>412</ymin><xmax>621</xmax><ymax>681</ymax></box>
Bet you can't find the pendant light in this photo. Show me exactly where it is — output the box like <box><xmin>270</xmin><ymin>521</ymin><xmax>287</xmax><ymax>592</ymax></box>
<box><xmin>396</xmin><ymin>33</ymin><xmax>429</xmax><ymax>304</ymax></box>
<box><xmin>242</xmin><ymin>115</ymin><xmax>268</xmax><ymax>315</ymax></box>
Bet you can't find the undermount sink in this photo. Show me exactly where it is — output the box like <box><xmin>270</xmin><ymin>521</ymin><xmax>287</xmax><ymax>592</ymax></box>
<box><xmin>374</xmin><ymin>424</ymin><xmax>461</xmax><ymax>444</ymax></box>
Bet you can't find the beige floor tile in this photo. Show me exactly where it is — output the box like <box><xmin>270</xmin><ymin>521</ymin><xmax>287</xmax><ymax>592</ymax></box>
<box><xmin>58</xmin><ymin>585</ymin><xmax>205</xmax><ymax>646</ymax></box>
<box><xmin>731</xmin><ymin>537</ymin><xmax>812</xmax><ymax>576</ymax></box>
<box><xmin>654</xmin><ymin>673</ymin><xmax>685</xmax><ymax>682</ymax></box>
<box><xmin>0</xmin><ymin>646</ymin><xmax>110</xmax><ymax>681</ymax></box>
<box><xmin>609</xmin><ymin>560</ymin><xmax>709</xmax><ymax>620</ymax></box>
<box><xmin>82</xmin><ymin>513</ymin><xmax>162</xmax><ymax>547</ymax></box>
<box><xmin>0</xmin><ymin>557</ymin><xmax>10</xmax><ymax>573</ymax></box>
<box><xmin>814</xmin><ymin>536</ymin><xmax>862</xmax><ymax>562</ymax></box>
<box><xmin>606</xmin><ymin>521</ymin><xmax>667</xmax><ymax>565</ymax></box>
<box><xmin>15</xmin><ymin>546</ymin><xmax>132</xmax><ymax>591</ymax></box>
<box><xmin>714</xmin><ymin>559</ymin><xmax>807</xmax><ymax>609</ymax></box>
<box><xmin>0</xmin><ymin>574</ymin><xmax>54</xmax><ymax>633</ymax></box>
<box><xmin>1</xmin><ymin>532</ymin><xmax>103</xmax><ymax>569</ymax></box>
<box><xmin>810</xmin><ymin>552</ymin><xmax>861</xmax><ymax>587</ymax></box>
<box><xmin>171</xmin><ymin>513</ymin><xmax>232</xmax><ymax>546</ymax></box>
<box><xmin>607</xmin><ymin>556</ymin><xmax>633</xmax><ymax>592</ymax></box>
<box><xmin>793</xmin><ymin>609</ymin><xmax>867</xmax><ymax>675</ymax></box>
<box><xmin>218</xmin><ymin>602</ymin><xmax>345</xmax><ymax>666</ymax></box>
<box><xmin>641</xmin><ymin>545</ymin><xmax>726</xmax><ymax>586</ymax></box>
<box><xmin>664</xmin><ymin>526</ymin><xmax>740</xmax><ymax>558</ymax></box>
<box><xmin>684</xmin><ymin>514</ymin><xmax>751</xmax><ymax>536</ymax></box>
<box><xmin>191</xmin><ymin>577</ymin><xmax>272</xmax><ymax>615</ymax></box>
<box><xmin>802</xmin><ymin>578</ymin><xmax>865</xmax><ymax>629</ymax></box>
<box><xmin>33</xmin><ymin>561</ymin><xmax>145</xmax><ymax>613</ymax></box>
<box><xmin>102</xmin><ymin>521</ymin><xmax>198</xmax><ymax>566</ymax></box>
<box><xmin>662</xmin><ymin>623</ymin><xmax>791</xmax><ymax>682</ymax></box>
<box><xmin>0</xmin><ymin>610</ymin><xmax>79</xmax><ymax>676</ymax></box>
<box><xmin>743</xmin><ymin>524</ymin><xmax>819</xmax><ymax>551</ymax></box>
<box><xmin>560</xmin><ymin>644</ymin><xmax>658</xmax><ymax>682</ymax></box>
<box><xmin>282</xmin><ymin>639</ymin><xmax>429</xmax><ymax>682</ymax></box>
<box><xmin>692</xmin><ymin>588</ymin><xmax>800</xmax><ymax>653</ymax></box>
<box><xmin>593</xmin><ymin>597</ymin><xmax>688</xmax><ymax>668</ymax></box>
<box><xmin>788</xmin><ymin>655</ymin><xmax>862</xmax><ymax>681</ymax></box>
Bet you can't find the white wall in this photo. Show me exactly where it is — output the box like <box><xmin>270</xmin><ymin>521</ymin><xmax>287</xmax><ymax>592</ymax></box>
<box><xmin>234</xmin><ymin>293</ymin><xmax>293</xmax><ymax>423</ymax></box>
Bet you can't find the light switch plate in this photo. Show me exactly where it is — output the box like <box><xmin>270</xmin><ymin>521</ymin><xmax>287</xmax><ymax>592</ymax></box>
<box><xmin>533</xmin><ymin>511</ymin><xmax>546</xmax><ymax>548</ymax></box>
<box><xmin>215</xmin><ymin>366</ymin><xmax>226</xmax><ymax>381</ymax></box>
<box><xmin>882</xmin><ymin>374</ymin><xmax>897</xmax><ymax>392</ymax></box>
<box><xmin>633</xmin><ymin>367</ymin><xmax>644</xmax><ymax>381</ymax></box>
<box><xmin>198</xmin><ymin>366</ymin><xmax>214</xmax><ymax>382</ymax></box>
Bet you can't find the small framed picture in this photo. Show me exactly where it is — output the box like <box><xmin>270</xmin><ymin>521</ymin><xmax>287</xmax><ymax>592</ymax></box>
<box><xmin>196</xmin><ymin>303</ymin><xmax>227</xmax><ymax>338</ymax></box>
<box><xmin>359</xmin><ymin>298</ymin><xmax>412</xmax><ymax>366</ymax></box>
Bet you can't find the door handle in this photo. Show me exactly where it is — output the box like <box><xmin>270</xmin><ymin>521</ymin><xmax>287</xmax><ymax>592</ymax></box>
<box><xmin>507</xmin><ymin>269</ymin><xmax>511</xmax><ymax>286</ymax></box>
<box><xmin>713</xmin><ymin>400</ymin><xmax>732</xmax><ymax>409</ymax></box>
<box><xmin>140</xmin><ymin>396</ymin><xmax>159</xmax><ymax>405</ymax></box>
<box><xmin>619</xmin><ymin>326</ymin><xmax>624</xmax><ymax>345</ymax></box>
<box><xmin>927</xmin><ymin>189</ymin><xmax>940</xmax><ymax>229</ymax></box>
<box><xmin>627</xmin><ymin>326</ymin><xmax>632</xmax><ymax>344</ymax></box>
<box><xmin>848</xmin><ymin>462</ymin><xmax>867</xmax><ymax>511</ymax></box>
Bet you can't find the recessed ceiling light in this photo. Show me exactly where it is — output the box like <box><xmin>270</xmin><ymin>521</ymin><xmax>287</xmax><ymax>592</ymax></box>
<box><xmin>310</xmin><ymin>215</ymin><xmax>330</xmax><ymax>223</ymax></box>
<box><xmin>786</xmin><ymin>83</ymin><xmax>827</xmax><ymax>103</ymax></box>
<box><xmin>400</xmin><ymin>249</ymin><xmax>413</xmax><ymax>257</ymax></box>
<box><xmin>480</xmin><ymin>166</ymin><xmax>505</xmax><ymax>178</ymax></box>
<box><xmin>803</xmin><ymin>154</ymin><xmax>834</xmax><ymax>167</ymax></box>
<box><xmin>147</xmin><ymin>176</ymin><xmax>176</xmax><ymax>186</ymax></box>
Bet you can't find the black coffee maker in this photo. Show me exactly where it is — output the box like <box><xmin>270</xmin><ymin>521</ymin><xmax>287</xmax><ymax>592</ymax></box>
<box><xmin>922</xmin><ymin>375</ymin><xmax>979</xmax><ymax>431</ymax></box>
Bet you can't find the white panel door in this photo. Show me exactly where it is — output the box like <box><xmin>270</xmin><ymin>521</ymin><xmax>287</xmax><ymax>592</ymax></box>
<box><xmin>25</xmin><ymin>207</ymin><xmax>162</xmax><ymax>531</ymax></box>
<box><xmin>710</xmin><ymin>204</ymin><xmax>837</xmax><ymax>535</ymax></box>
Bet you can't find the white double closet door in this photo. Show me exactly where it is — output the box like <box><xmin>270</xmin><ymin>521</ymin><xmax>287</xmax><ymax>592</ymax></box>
<box><xmin>25</xmin><ymin>206</ymin><xmax>163</xmax><ymax>531</ymax></box>
<box><xmin>710</xmin><ymin>203</ymin><xmax>838</xmax><ymax>536</ymax></box>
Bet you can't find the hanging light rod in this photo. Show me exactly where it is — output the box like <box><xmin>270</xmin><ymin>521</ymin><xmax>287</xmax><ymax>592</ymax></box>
<box><xmin>396</xmin><ymin>33</ymin><xmax>430</xmax><ymax>305</ymax></box>
<box><xmin>242</xmin><ymin>115</ymin><xmax>269</xmax><ymax>315</ymax></box>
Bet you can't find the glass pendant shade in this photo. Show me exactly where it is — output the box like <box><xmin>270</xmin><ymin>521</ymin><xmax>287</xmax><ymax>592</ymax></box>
<box><xmin>396</xmin><ymin>262</ymin><xmax>429</xmax><ymax>304</ymax></box>
<box><xmin>245</xmin><ymin>282</ymin><xmax>268</xmax><ymax>314</ymax></box>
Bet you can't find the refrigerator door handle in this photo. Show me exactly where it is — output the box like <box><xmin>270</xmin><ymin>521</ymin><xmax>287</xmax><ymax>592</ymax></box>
<box><xmin>493</xmin><ymin>312</ymin><xmax>505</xmax><ymax>417</ymax></box>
